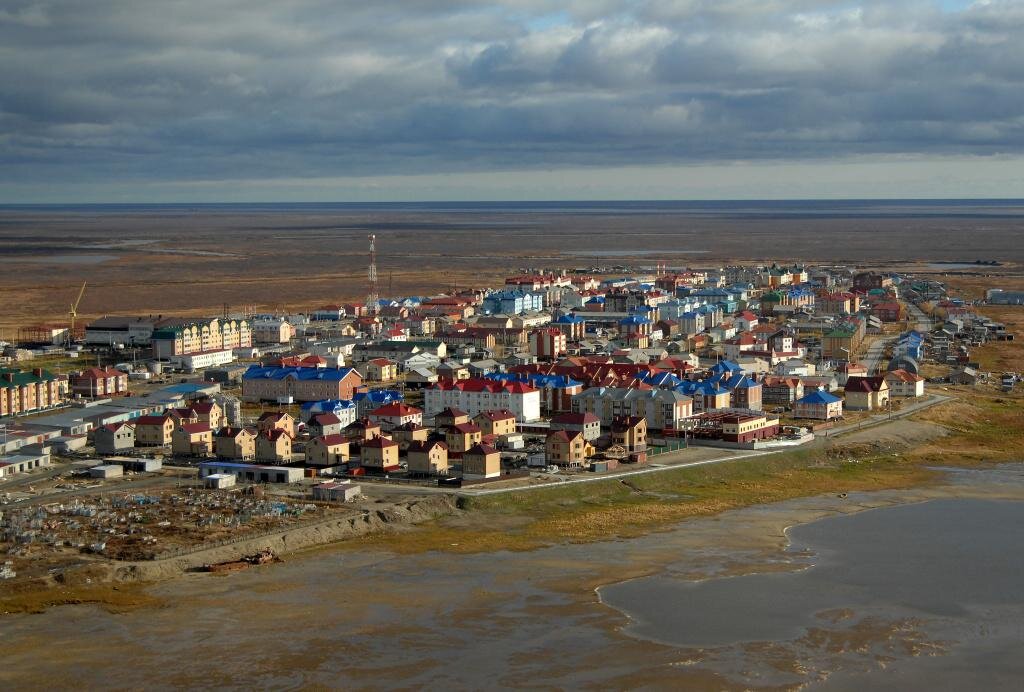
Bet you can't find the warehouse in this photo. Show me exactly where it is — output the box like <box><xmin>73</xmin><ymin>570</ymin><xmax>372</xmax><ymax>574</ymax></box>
<box><xmin>198</xmin><ymin>461</ymin><xmax>303</xmax><ymax>484</ymax></box>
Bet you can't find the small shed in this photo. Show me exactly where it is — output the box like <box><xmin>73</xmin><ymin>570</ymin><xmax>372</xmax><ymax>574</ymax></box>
<box><xmin>312</xmin><ymin>481</ymin><xmax>362</xmax><ymax>502</ymax></box>
<box><xmin>120</xmin><ymin>458</ymin><xmax>163</xmax><ymax>473</ymax></box>
<box><xmin>89</xmin><ymin>464</ymin><xmax>124</xmax><ymax>479</ymax></box>
<box><xmin>204</xmin><ymin>473</ymin><xmax>237</xmax><ymax>489</ymax></box>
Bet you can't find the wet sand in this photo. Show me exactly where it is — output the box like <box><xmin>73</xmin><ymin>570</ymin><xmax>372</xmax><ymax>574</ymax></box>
<box><xmin>4</xmin><ymin>464</ymin><xmax>1024</xmax><ymax>689</ymax></box>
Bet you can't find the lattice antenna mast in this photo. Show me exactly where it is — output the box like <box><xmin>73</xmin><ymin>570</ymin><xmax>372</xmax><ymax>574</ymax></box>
<box><xmin>366</xmin><ymin>234</ymin><xmax>379</xmax><ymax>311</ymax></box>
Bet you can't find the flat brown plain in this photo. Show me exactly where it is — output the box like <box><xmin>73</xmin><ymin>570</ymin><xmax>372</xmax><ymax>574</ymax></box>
<box><xmin>1</xmin><ymin>205</ymin><xmax>1022</xmax><ymax>333</ymax></box>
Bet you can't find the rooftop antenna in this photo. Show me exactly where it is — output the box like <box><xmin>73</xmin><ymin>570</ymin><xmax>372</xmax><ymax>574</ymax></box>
<box><xmin>366</xmin><ymin>234</ymin><xmax>379</xmax><ymax>312</ymax></box>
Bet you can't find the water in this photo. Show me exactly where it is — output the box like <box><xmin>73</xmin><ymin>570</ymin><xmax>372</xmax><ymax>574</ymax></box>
<box><xmin>601</xmin><ymin>498</ymin><xmax>1024</xmax><ymax>688</ymax></box>
<box><xmin>4</xmin><ymin>479</ymin><xmax>1024</xmax><ymax>689</ymax></box>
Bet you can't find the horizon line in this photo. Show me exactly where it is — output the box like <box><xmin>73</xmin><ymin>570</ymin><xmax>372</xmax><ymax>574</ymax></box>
<box><xmin>3</xmin><ymin>197</ymin><xmax>1024</xmax><ymax>207</ymax></box>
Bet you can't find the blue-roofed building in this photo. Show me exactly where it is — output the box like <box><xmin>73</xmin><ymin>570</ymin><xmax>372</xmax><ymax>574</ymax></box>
<box><xmin>300</xmin><ymin>399</ymin><xmax>358</xmax><ymax>423</ymax></box>
<box><xmin>724</xmin><ymin>374</ymin><xmax>763</xmax><ymax>410</ymax></box>
<box><xmin>353</xmin><ymin>389</ymin><xmax>403</xmax><ymax>416</ymax></box>
<box><xmin>639</xmin><ymin>371</ymin><xmax>684</xmax><ymax>388</ymax></box>
<box><xmin>481</xmin><ymin>289</ymin><xmax>545</xmax><ymax>315</ymax></box>
<box><xmin>554</xmin><ymin>313</ymin><xmax>587</xmax><ymax>340</ymax></box>
<box><xmin>793</xmin><ymin>389</ymin><xmax>843</xmax><ymax>420</ymax></box>
<box><xmin>710</xmin><ymin>360</ymin><xmax>743</xmax><ymax>377</ymax></box>
<box><xmin>242</xmin><ymin>365</ymin><xmax>363</xmax><ymax>403</ymax></box>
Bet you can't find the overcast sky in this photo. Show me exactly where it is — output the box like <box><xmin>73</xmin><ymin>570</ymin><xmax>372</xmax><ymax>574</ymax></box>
<box><xmin>2</xmin><ymin>0</ymin><xmax>1022</xmax><ymax>202</ymax></box>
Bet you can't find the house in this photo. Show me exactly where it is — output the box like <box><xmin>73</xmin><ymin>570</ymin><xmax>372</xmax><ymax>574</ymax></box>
<box><xmin>407</xmin><ymin>440</ymin><xmax>450</xmax><ymax>476</ymax></box>
<box><xmin>545</xmin><ymin>430</ymin><xmax>594</xmax><ymax>467</ymax></box>
<box><xmin>94</xmin><ymin>422</ymin><xmax>135</xmax><ymax>455</ymax></box>
<box><xmin>241</xmin><ymin>365</ymin><xmax>363</xmax><ymax>403</ymax></box>
<box><xmin>256</xmin><ymin>429</ymin><xmax>293</xmax><ymax>463</ymax></box>
<box><xmin>461</xmin><ymin>443</ymin><xmax>501</xmax><ymax>479</ymax></box>
<box><xmin>306</xmin><ymin>413</ymin><xmax>343</xmax><ymax>438</ymax></box>
<box><xmin>190</xmin><ymin>400</ymin><xmax>224</xmax><ymax>429</ymax></box>
<box><xmin>793</xmin><ymin>389</ymin><xmax>844</xmax><ymax>420</ymax></box>
<box><xmin>950</xmin><ymin>367</ymin><xmax>979</xmax><ymax>385</ymax></box>
<box><xmin>133</xmin><ymin>414</ymin><xmax>175</xmax><ymax>446</ymax></box>
<box><xmin>611</xmin><ymin>416</ymin><xmax>647</xmax><ymax>452</ymax></box>
<box><xmin>843</xmin><ymin>376</ymin><xmax>890</xmax><ymax>411</ymax></box>
<box><xmin>70</xmin><ymin>367</ymin><xmax>128</xmax><ymax>398</ymax></box>
<box><xmin>171</xmin><ymin>423</ymin><xmax>214</xmax><ymax>457</ymax></box>
<box><xmin>359</xmin><ymin>436</ymin><xmax>400</xmax><ymax>471</ymax></box>
<box><xmin>365</xmin><ymin>358</ymin><xmax>398</xmax><ymax>382</ymax></box>
<box><xmin>884</xmin><ymin>369</ymin><xmax>926</xmax><ymax>397</ymax></box>
<box><xmin>445</xmin><ymin>422</ymin><xmax>483</xmax><ymax>455</ymax></box>
<box><xmin>215</xmin><ymin>426</ymin><xmax>256</xmax><ymax>460</ymax></box>
<box><xmin>549</xmin><ymin>412</ymin><xmax>602</xmax><ymax>441</ymax></box>
<box><xmin>436</xmin><ymin>362</ymin><xmax>470</xmax><ymax>381</ymax></box>
<box><xmin>434</xmin><ymin>407</ymin><xmax>470</xmax><ymax>427</ymax></box>
<box><xmin>405</xmin><ymin>367</ymin><xmax>439</xmax><ymax>388</ymax></box>
<box><xmin>343</xmin><ymin>418</ymin><xmax>383</xmax><ymax>444</ymax></box>
<box><xmin>391</xmin><ymin>421</ymin><xmax>429</xmax><ymax>450</ymax></box>
<box><xmin>257</xmin><ymin>411</ymin><xmax>296</xmax><ymax>438</ymax></box>
<box><xmin>872</xmin><ymin>302</ymin><xmax>905</xmax><ymax>322</ymax></box>
<box><xmin>368</xmin><ymin>402</ymin><xmax>423</xmax><ymax>431</ymax></box>
<box><xmin>305</xmin><ymin>434</ymin><xmax>350</xmax><ymax>467</ymax></box>
<box><xmin>761</xmin><ymin>376</ymin><xmax>804</xmax><ymax>406</ymax></box>
<box><xmin>473</xmin><ymin>409</ymin><xmax>517</xmax><ymax>437</ymax></box>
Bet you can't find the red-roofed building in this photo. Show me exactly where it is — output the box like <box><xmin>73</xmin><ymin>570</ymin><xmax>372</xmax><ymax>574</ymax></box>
<box><xmin>306</xmin><ymin>434</ymin><xmax>350</xmax><ymax>467</ymax></box>
<box><xmin>94</xmin><ymin>421</ymin><xmax>135</xmax><ymax>454</ymax></box>
<box><xmin>529</xmin><ymin>328</ymin><xmax>567</xmax><ymax>360</ymax></box>
<box><xmin>359</xmin><ymin>436</ymin><xmax>400</xmax><ymax>471</ymax></box>
<box><xmin>425</xmin><ymin>377</ymin><xmax>541</xmax><ymax>422</ymax></box>
<box><xmin>407</xmin><ymin>440</ymin><xmax>449</xmax><ymax>476</ymax></box>
<box><xmin>256</xmin><ymin>428</ymin><xmax>294</xmax><ymax>463</ymax></box>
<box><xmin>545</xmin><ymin>429</ymin><xmax>594</xmax><ymax>467</ymax></box>
<box><xmin>473</xmin><ymin>409</ymin><xmax>517</xmax><ymax>437</ymax></box>
<box><xmin>134</xmin><ymin>414</ymin><xmax>175</xmax><ymax>446</ymax></box>
<box><xmin>172</xmin><ymin>423</ymin><xmax>214</xmax><ymax>457</ymax></box>
<box><xmin>70</xmin><ymin>366</ymin><xmax>128</xmax><ymax>398</ymax></box>
<box><xmin>549</xmin><ymin>411</ymin><xmax>602</xmax><ymax>441</ymax></box>
<box><xmin>461</xmin><ymin>443</ymin><xmax>501</xmax><ymax>479</ymax></box>
<box><xmin>368</xmin><ymin>402</ymin><xmax>423</xmax><ymax>431</ymax></box>
<box><xmin>445</xmin><ymin>422</ymin><xmax>483</xmax><ymax>455</ymax></box>
<box><xmin>884</xmin><ymin>369</ymin><xmax>925</xmax><ymax>397</ymax></box>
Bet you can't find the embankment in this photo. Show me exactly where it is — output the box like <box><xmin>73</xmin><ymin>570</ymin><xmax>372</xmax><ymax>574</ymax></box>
<box><xmin>69</xmin><ymin>495</ymin><xmax>459</xmax><ymax>585</ymax></box>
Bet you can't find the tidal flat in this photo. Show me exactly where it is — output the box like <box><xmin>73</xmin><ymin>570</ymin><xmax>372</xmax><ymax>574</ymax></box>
<box><xmin>3</xmin><ymin>464</ymin><xmax>1024</xmax><ymax>690</ymax></box>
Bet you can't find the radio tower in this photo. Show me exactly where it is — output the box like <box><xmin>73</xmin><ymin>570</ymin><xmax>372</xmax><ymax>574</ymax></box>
<box><xmin>366</xmin><ymin>234</ymin><xmax>379</xmax><ymax>312</ymax></box>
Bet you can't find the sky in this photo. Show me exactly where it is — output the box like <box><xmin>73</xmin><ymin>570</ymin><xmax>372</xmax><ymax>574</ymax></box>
<box><xmin>1</xmin><ymin>0</ymin><xmax>1022</xmax><ymax>202</ymax></box>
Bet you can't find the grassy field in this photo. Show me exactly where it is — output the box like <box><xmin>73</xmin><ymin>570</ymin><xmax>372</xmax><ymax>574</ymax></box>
<box><xmin>354</xmin><ymin>440</ymin><xmax>940</xmax><ymax>555</ymax></box>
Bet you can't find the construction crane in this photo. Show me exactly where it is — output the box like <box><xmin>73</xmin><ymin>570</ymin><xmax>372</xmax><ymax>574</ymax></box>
<box><xmin>68</xmin><ymin>281</ymin><xmax>87</xmax><ymax>345</ymax></box>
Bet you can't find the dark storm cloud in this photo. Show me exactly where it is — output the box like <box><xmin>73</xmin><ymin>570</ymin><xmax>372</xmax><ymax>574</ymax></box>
<box><xmin>1</xmin><ymin>0</ymin><xmax>1021</xmax><ymax>184</ymax></box>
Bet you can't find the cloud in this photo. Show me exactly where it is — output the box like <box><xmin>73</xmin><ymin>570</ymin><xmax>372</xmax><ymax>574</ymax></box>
<box><xmin>0</xmin><ymin>0</ymin><xmax>1021</xmax><ymax>195</ymax></box>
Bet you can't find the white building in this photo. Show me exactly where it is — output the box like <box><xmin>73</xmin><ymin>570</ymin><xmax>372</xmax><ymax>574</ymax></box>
<box><xmin>424</xmin><ymin>378</ymin><xmax>541</xmax><ymax>422</ymax></box>
<box><xmin>170</xmin><ymin>349</ymin><xmax>235</xmax><ymax>372</ymax></box>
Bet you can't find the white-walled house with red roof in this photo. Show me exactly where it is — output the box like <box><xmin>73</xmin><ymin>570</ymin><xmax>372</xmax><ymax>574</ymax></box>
<box><xmin>368</xmin><ymin>402</ymin><xmax>424</xmax><ymax>431</ymax></box>
<box><xmin>424</xmin><ymin>378</ymin><xmax>541</xmax><ymax>422</ymax></box>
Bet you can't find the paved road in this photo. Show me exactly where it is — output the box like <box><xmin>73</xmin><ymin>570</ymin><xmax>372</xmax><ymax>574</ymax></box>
<box><xmin>456</xmin><ymin>393</ymin><xmax>952</xmax><ymax>498</ymax></box>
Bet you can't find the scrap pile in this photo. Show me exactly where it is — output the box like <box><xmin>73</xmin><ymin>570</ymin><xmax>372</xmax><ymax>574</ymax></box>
<box><xmin>0</xmin><ymin>489</ymin><xmax>336</xmax><ymax>565</ymax></box>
